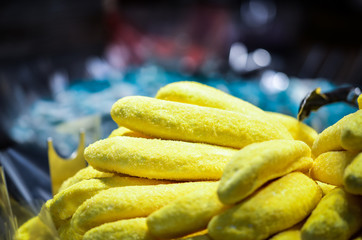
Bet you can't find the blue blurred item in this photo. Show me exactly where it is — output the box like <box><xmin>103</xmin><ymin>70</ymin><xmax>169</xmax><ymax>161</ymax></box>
<box><xmin>9</xmin><ymin>65</ymin><xmax>359</xmax><ymax>157</ymax></box>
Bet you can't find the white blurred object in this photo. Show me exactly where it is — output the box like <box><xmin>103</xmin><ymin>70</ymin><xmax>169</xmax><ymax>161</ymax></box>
<box><xmin>252</xmin><ymin>48</ymin><xmax>271</xmax><ymax>67</ymax></box>
<box><xmin>260</xmin><ymin>70</ymin><xmax>289</xmax><ymax>94</ymax></box>
<box><xmin>229</xmin><ymin>42</ymin><xmax>271</xmax><ymax>73</ymax></box>
<box><xmin>229</xmin><ymin>42</ymin><xmax>248</xmax><ymax>72</ymax></box>
<box><xmin>49</xmin><ymin>71</ymin><xmax>69</xmax><ymax>97</ymax></box>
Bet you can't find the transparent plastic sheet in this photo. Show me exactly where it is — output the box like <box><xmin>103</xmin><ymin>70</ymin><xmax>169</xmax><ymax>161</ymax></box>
<box><xmin>0</xmin><ymin>166</ymin><xmax>17</xmax><ymax>240</ymax></box>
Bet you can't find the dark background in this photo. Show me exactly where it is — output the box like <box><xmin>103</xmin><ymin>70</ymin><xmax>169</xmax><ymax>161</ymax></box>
<box><xmin>1</xmin><ymin>0</ymin><xmax>362</xmax><ymax>148</ymax></box>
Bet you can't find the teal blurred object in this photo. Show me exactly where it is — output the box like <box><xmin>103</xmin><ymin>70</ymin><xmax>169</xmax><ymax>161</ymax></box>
<box><xmin>9</xmin><ymin>65</ymin><xmax>359</xmax><ymax>158</ymax></box>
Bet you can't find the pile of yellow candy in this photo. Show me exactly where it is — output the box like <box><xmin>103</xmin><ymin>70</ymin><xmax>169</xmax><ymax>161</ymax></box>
<box><xmin>15</xmin><ymin>81</ymin><xmax>362</xmax><ymax>240</ymax></box>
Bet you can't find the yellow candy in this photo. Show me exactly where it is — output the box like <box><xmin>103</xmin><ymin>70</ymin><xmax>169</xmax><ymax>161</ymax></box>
<box><xmin>218</xmin><ymin>140</ymin><xmax>312</xmax><ymax>204</ymax></box>
<box><xmin>155</xmin><ymin>81</ymin><xmax>265</xmax><ymax>117</ymax></box>
<box><xmin>49</xmin><ymin>176</ymin><xmax>169</xmax><ymax>226</ymax></box>
<box><xmin>344</xmin><ymin>152</ymin><xmax>362</xmax><ymax>195</ymax></box>
<box><xmin>358</xmin><ymin>94</ymin><xmax>362</xmax><ymax>109</ymax></box>
<box><xmin>269</xmin><ymin>230</ymin><xmax>301</xmax><ymax>240</ymax></box>
<box><xmin>340</xmin><ymin>110</ymin><xmax>362</xmax><ymax>152</ymax></box>
<box><xmin>269</xmin><ymin>222</ymin><xmax>303</xmax><ymax>240</ymax></box>
<box><xmin>85</xmin><ymin>136</ymin><xmax>237</xmax><ymax>181</ymax></box>
<box><xmin>315</xmin><ymin>181</ymin><xmax>337</xmax><ymax>196</ymax></box>
<box><xmin>58</xmin><ymin>219</ymin><xmax>83</xmax><ymax>240</ymax></box>
<box><xmin>83</xmin><ymin>218</ymin><xmax>156</xmax><ymax>240</ymax></box>
<box><xmin>108</xmin><ymin>126</ymin><xmax>151</xmax><ymax>139</ymax></box>
<box><xmin>14</xmin><ymin>216</ymin><xmax>55</xmax><ymax>240</ymax></box>
<box><xmin>58</xmin><ymin>166</ymin><xmax>114</xmax><ymax>192</ymax></box>
<box><xmin>301</xmin><ymin>188</ymin><xmax>362</xmax><ymax>240</ymax></box>
<box><xmin>208</xmin><ymin>172</ymin><xmax>322</xmax><ymax>240</ymax></box>
<box><xmin>267</xmin><ymin>112</ymin><xmax>318</xmax><ymax>147</ymax></box>
<box><xmin>155</xmin><ymin>81</ymin><xmax>294</xmax><ymax>144</ymax></box>
<box><xmin>175</xmin><ymin>233</ymin><xmax>212</xmax><ymax>240</ymax></box>
<box><xmin>155</xmin><ymin>81</ymin><xmax>315</xmax><ymax>146</ymax></box>
<box><xmin>312</xmin><ymin>110</ymin><xmax>361</xmax><ymax>157</ymax></box>
<box><xmin>110</xmin><ymin>96</ymin><xmax>292</xmax><ymax>149</ymax></box>
<box><xmin>147</xmin><ymin>182</ymin><xmax>228</xmax><ymax>239</ymax></box>
<box><xmin>172</xmin><ymin>230</ymin><xmax>209</xmax><ymax>240</ymax></box>
<box><xmin>39</xmin><ymin>199</ymin><xmax>67</xmax><ymax>230</ymax></box>
<box><xmin>71</xmin><ymin>181</ymin><xmax>215</xmax><ymax>235</ymax></box>
<box><xmin>310</xmin><ymin>151</ymin><xmax>357</xmax><ymax>186</ymax></box>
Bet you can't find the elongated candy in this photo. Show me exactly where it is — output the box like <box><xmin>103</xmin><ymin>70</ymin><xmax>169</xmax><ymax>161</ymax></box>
<box><xmin>110</xmin><ymin>96</ymin><xmax>292</xmax><ymax>149</ymax></box>
<box><xmin>83</xmin><ymin>218</ymin><xmax>156</xmax><ymax>240</ymax></box>
<box><xmin>155</xmin><ymin>81</ymin><xmax>314</xmax><ymax>146</ymax></box>
<box><xmin>108</xmin><ymin>126</ymin><xmax>151</xmax><ymax>139</ymax></box>
<box><xmin>49</xmin><ymin>176</ymin><xmax>169</xmax><ymax>225</ymax></box>
<box><xmin>358</xmin><ymin>94</ymin><xmax>362</xmax><ymax>109</ymax></box>
<box><xmin>71</xmin><ymin>181</ymin><xmax>215</xmax><ymax>235</ymax></box>
<box><xmin>315</xmin><ymin>181</ymin><xmax>337</xmax><ymax>196</ymax></box>
<box><xmin>269</xmin><ymin>230</ymin><xmax>301</xmax><ymax>240</ymax></box>
<box><xmin>41</xmin><ymin>199</ymin><xmax>67</xmax><ymax>229</ymax></box>
<box><xmin>13</xmin><ymin>216</ymin><xmax>54</xmax><ymax>240</ymax></box>
<box><xmin>58</xmin><ymin>166</ymin><xmax>114</xmax><ymax>192</ymax></box>
<box><xmin>155</xmin><ymin>82</ymin><xmax>293</xmax><ymax>143</ymax></box>
<box><xmin>58</xmin><ymin>220</ymin><xmax>83</xmax><ymax>240</ymax></box>
<box><xmin>340</xmin><ymin>110</ymin><xmax>362</xmax><ymax>152</ymax></box>
<box><xmin>217</xmin><ymin>140</ymin><xmax>312</xmax><ymax>204</ymax></box>
<box><xmin>147</xmin><ymin>182</ymin><xmax>228</xmax><ymax>239</ymax></box>
<box><xmin>155</xmin><ymin>81</ymin><xmax>265</xmax><ymax>117</ymax></box>
<box><xmin>85</xmin><ymin>136</ymin><xmax>237</xmax><ymax>180</ymax></box>
<box><xmin>344</xmin><ymin>152</ymin><xmax>362</xmax><ymax>195</ymax></box>
<box><xmin>269</xmin><ymin>222</ymin><xmax>303</xmax><ymax>240</ymax></box>
<box><xmin>172</xmin><ymin>230</ymin><xmax>209</xmax><ymax>240</ymax></box>
<box><xmin>312</xmin><ymin>110</ymin><xmax>361</xmax><ymax>157</ymax></box>
<box><xmin>176</xmin><ymin>233</ymin><xmax>212</xmax><ymax>240</ymax></box>
<box><xmin>208</xmin><ymin>172</ymin><xmax>322</xmax><ymax>240</ymax></box>
<box><xmin>301</xmin><ymin>188</ymin><xmax>362</xmax><ymax>240</ymax></box>
<box><xmin>310</xmin><ymin>151</ymin><xmax>357</xmax><ymax>186</ymax></box>
<box><xmin>267</xmin><ymin>112</ymin><xmax>318</xmax><ymax>147</ymax></box>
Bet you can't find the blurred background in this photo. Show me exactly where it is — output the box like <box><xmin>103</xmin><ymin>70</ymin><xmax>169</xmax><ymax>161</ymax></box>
<box><xmin>0</xmin><ymin>0</ymin><xmax>362</xmax><ymax>235</ymax></box>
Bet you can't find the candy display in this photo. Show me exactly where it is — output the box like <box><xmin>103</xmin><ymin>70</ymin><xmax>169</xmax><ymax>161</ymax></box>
<box><xmin>13</xmin><ymin>81</ymin><xmax>362</xmax><ymax>240</ymax></box>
